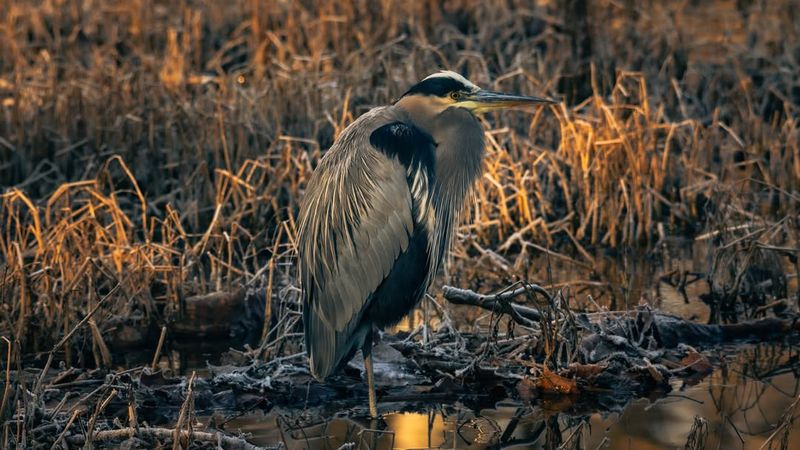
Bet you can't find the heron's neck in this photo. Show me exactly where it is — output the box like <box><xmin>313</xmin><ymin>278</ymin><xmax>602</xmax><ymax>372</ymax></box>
<box><xmin>429</xmin><ymin>107</ymin><xmax>485</xmax><ymax>265</ymax></box>
<box><xmin>395</xmin><ymin>99</ymin><xmax>485</xmax><ymax>266</ymax></box>
<box><xmin>395</xmin><ymin>99</ymin><xmax>484</xmax><ymax>205</ymax></box>
<box><xmin>431</xmin><ymin>107</ymin><xmax>484</xmax><ymax>205</ymax></box>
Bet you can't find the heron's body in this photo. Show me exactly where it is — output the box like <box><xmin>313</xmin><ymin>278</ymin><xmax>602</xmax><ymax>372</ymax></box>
<box><xmin>297</xmin><ymin>71</ymin><xmax>552</xmax><ymax>417</ymax></box>
<box><xmin>299</xmin><ymin>103</ymin><xmax>482</xmax><ymax>380</ymax></box>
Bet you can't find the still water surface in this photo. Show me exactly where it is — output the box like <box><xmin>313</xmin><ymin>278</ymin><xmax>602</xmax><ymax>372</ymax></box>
<box><xmin>220</xmin><ymin>343</ymin><xmax>799</xmax><ymax>449</ymax></box>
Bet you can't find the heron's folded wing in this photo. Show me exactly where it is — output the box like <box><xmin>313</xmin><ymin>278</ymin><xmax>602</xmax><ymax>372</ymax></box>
<box><xmin>299</xmin><ymin>121</ymin><xmax>436</xmax><ymax>332</ymax></box>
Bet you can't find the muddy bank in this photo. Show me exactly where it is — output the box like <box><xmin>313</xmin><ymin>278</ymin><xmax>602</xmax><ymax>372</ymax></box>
<box><xmin>12</xmin><ymin>281</ymin><xmax>800</xmax><ymax>449</ymax></box>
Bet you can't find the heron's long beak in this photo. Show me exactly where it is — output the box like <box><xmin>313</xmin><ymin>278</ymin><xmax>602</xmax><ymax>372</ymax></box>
<box><xmin>461</xmin><ymin>89</ymin><xmax>556</xmax><ymax>113</ymax></box>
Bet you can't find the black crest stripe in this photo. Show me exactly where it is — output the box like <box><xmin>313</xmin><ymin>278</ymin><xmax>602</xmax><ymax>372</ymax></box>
<box><xmin>402</xmin><ymin>76</ymin><xmax>467</xmax><ymax>97</ymax></box>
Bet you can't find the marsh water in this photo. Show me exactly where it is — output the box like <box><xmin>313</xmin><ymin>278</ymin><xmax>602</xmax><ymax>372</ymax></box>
<box><xmin>222</xmin><ymin>343</ymin><xmax>800</xmax><ymax>449</ymax></box>
<box><xmin>146</xmin><ymin>238</ymin><xmax>799</xmax><ymax>449</ymax></box>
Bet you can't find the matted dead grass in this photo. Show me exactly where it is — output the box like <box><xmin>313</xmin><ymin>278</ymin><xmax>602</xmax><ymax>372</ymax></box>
<box><xmin>0</xmin><ymin>0</ymin><xmax>798</xmax><ymax>358</ymax></box>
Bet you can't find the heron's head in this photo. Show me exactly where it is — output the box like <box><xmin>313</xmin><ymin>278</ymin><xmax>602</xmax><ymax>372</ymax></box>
<box><xmin>396</xmin><ymin>71</ymin><xmax>555</xmax><ymax>117</ymax></box>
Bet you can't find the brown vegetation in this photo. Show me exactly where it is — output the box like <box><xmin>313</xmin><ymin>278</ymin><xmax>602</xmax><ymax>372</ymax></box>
<box><xmin>0</xmin><ymin>0</ymin><xmax>799</xmax><ymax>447</ymax></box>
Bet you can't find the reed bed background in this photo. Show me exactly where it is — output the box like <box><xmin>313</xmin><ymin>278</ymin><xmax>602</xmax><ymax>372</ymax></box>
<box><xmin>0</xmin><ymin>0</ymin><xmax>798</xmax><ymax>361</ymax></box>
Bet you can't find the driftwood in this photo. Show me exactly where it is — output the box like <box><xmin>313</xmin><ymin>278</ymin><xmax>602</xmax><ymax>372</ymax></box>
<box><xmin>442</xmin><ymin>285</ymin><xmax>800</xmax><ymax>347</ymax></box>
<box><xmin>442</xmin><ymin>285</ymin><xmax>548</xmax><ymax>327</ymax></box>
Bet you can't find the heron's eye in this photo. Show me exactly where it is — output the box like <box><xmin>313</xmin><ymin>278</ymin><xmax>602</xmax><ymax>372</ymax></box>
<box><xmin>450</xmin><ymin>91</ymin><xmax>461</xmax><ymax>101</ymax></box>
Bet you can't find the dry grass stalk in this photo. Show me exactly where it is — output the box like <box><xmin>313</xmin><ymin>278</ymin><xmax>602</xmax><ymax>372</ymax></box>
<box><xmin>50</xmin><ymin>409</ymin><xmax>81</xmax><ymax>450</ymax></box>
<box><xmin>84</xmin><ymin>388</ymin><xmax>118</xmax><ymax>450</ymax></box>
<box><xmin>760</xmin><ymin>394</ymin><xmax>800</xmax><ymax>450</ymax></box>
<box><xmin>173</xmin><ymin>371</ymin><xmax>197</xmax><ymax>450</ymax></box>
<box><xmin>684</xmin><ymin>415</ymin><xmax>709</xmax><ymax>450</ymax></box>
<box><xmin>151</xmin><ymin>325</ymin><xmax>168</xmax><ymax>369</ymax></box>
<box><xmin>0</xmin><ymin>337</ymin><xmax>11</xmax><ymax>424</ymax></box>
<box><xmin>67</xmin><ymin>427</ymin><xmax>276</xmax><ymax>450</ymax></box>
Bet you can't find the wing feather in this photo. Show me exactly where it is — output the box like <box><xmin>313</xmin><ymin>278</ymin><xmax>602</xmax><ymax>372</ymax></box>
<box><xmin>299</xmin><ymin>110</ymin><xmax>436</xmax><ymax>380</ymax></box>
<box><xmin>299</xmin><ymin>115</ymin><xmax>419</xmax><ymax>379</ymax></box>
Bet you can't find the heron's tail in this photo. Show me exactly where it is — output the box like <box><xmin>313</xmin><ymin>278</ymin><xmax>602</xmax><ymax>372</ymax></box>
<box><xmin>304</xmin><ymin>306</ymin><xmax>369</xmax><ymax>381</ymax></box>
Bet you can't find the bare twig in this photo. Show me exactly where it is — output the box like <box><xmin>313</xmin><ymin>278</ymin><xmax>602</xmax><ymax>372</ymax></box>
<box><xmin>442</xmin><ymin>284</ymin><xmax>552</xmax><ymax>327</ymax></box>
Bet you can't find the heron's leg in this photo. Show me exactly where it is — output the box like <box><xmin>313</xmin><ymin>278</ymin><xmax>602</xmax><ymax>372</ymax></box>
<box><xmin>361</xmin><ymin>329</ymin><xmax>378</xmax><ymax>419</ymax></box>
<box><xmin>363</xmin><ymin>345</ymin><xmax>378</xmax><ymax>418</ymax></box>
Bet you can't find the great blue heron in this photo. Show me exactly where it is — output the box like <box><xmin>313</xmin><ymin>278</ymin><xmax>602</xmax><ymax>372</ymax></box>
<box><xmin>298</xmin><ymin>71</ymin><xmax>553</xmax><ymax>417</ymax></box>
